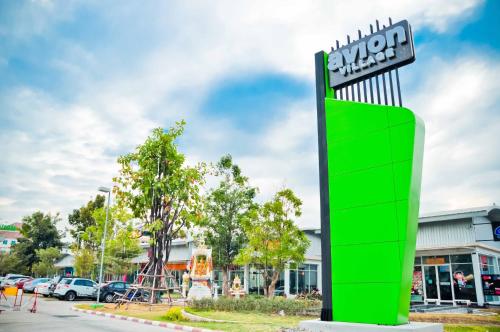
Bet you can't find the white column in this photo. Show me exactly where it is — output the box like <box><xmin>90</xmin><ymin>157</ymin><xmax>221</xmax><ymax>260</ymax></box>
<box><xmin>471</xmin><ymin>252</ymin><xmax>485</xmax><ymax>306</ymax></box>
<box><xmin>284</xmin><ymin>263</ymin><xmax>290</xmax><ymax>296</ymax></box>
<box><xmin>244</xmin><ymin>264</ymin><xmax>250</xmax><ymax>293</ymax></box>
<box><xmin>317</xmin><ymin>261</ymin><xmax>322</xmax><ymax>295</ymax></box>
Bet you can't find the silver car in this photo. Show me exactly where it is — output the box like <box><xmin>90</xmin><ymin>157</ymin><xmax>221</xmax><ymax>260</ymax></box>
<box><xmin>23</xmin><ymin>278</ymin><xmax>50</xmax><ymax>293</ymax></box>
<box><xmin>36</xmin><ymin>282</ymin><xmax>52</xmax><ymax>296</ymax></box>
<box><xmin>53</xmin><ymin>278</ymin><xmax>97</xmax><ymax>301</ymax></box>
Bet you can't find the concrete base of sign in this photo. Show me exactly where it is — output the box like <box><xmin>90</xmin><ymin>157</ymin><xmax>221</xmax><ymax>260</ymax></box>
<box><xmin>299</xmin><ymin>320</ymin><xmax>443</xmax><ymax>332</ymax></box>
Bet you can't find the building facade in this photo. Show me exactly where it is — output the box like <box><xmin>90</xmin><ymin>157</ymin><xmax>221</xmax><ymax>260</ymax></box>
<box><xmin>57</xmin><ymin>205</ymin><xmax>500</xmax><ymax>305</ymax></box>
<box><xmin>0</xmin><ymin>223</ymin><xmax>22</xmax><ymax>254</ymax></box>
<box><xmin>412</xmin><ymin>206</ymin><xmax>500</xmax><ymax>306</ymax></box>
<box><xmin>129</xmin><ymin>232</ymin><xmax>322</xmax><ymax>296</ymax></box>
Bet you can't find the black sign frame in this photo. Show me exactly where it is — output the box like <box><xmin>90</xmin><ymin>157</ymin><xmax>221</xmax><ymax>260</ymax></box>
<box><xmin>328</xmin><ymin>20</ymin><xmax>415</xmax><ymax>89</ymax></box>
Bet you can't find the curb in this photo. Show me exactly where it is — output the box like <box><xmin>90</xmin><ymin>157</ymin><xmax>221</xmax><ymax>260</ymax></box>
<box><xmin>71</xmin><ymin>307</ymin><xmax>221</xmax><ymax>332</ymax></box>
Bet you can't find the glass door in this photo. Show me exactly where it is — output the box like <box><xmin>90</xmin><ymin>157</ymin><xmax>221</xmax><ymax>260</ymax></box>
<box><xmin>437</xmin><ymin>265</ymin><xmax>453</xmax><ymax>301</ymax></box>
<box><xmin>424</xmin><ymin>266</ymin><xmax>438</xmax><ymax>300</ymax></box>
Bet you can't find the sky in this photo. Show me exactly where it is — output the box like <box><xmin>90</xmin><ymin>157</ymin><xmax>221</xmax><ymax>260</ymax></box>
<box><xmin>0</xmin><ymin>0</ymin><xmax>499</xmax><ymax>232</ymax></box>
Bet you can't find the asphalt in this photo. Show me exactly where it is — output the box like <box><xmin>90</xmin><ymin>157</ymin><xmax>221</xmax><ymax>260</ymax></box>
<box><xmin>0</xmin><ymin>296</ymin><xmax>180</xmax><ymax>332</ymax></box>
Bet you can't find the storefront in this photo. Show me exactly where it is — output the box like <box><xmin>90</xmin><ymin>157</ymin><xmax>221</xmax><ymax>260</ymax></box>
<box><xmin>411</xmin><ymin>206</ymin><xmax>500</xmax><ymax>306</ymax></box>
<box><xmin>412</xmin><ymin>254</ymin><xmax>478</xmax><ymax>304</ymax></box>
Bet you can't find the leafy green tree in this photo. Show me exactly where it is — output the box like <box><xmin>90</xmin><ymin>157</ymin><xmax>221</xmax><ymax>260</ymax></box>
<box><xmin>114</xmin><ymin>123</ymin><xmax>205</xmax><ymax>301</ymax></box>
<box><xmin>235</xmin><ymin>189</ymin><xmax>310</xmax><ymax>297</ymax></box>
<box><xmin>74</xmin><ymin>248</ymin><xmax>95</xmax><ymax>279</ymax></box>
<box><xmin>32</xmin><ymin>247</ymin><xmax>61</xmax><ymax>277</ymax></box>
<box><xmin>0</xmin><ymin>253</ymin><xmax>24</xmax><ymax>275</ymax></box>
<box><xmin>68</xmin><ymin>195</ymin><xmax>105</xmax><ymax>249</ymax></box>
<box><xmin>105</xmin><ymin>223</ymin><xmax>142</xmax><ymax>278</ymax></box>
<box><xmin>81</xmin><ymin>206</ymin><xmax>116</xmax><ymax>251</ymax></box>
<box><xmin>12</xmin><ymin>212</ymin><xmax>63</xmax><ymax>271</ymax></box>
<box><xmin>202</xmin><ymin>155</ymin><xmax>257</xmax><ymax>295</ymax></box>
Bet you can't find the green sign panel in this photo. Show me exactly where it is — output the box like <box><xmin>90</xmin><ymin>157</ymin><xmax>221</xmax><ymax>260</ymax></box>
<box><xmin>0</xmin><ymin>224</ymin><xmax>18</xmax><ymax>232</ymax></box>
<box><xmin>316</xmin><ymin>21</ymin><xmax>424</xmax><ymax>326</ymax></box>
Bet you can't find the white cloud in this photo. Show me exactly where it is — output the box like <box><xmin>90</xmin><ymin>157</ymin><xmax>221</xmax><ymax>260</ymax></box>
<box><xmin>0</xmin><ymin>0</ymin><xmax>493</xmax><ymax>231</ymax></box>
<box><xmin>408</xmin><ymin>56</ymin><xmax>500</xmax><ymax>212</ymax></box>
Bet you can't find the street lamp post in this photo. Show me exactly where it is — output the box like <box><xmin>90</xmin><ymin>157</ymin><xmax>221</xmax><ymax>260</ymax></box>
<box><xmin>75</xmin><ymin>231</ymin><xmax>84</xmax><ymax>250</ymax></box>
<box><xmin>96</xmin><ymin>186</ymin><xmax>111</xmax><ymax>304</ymax></box>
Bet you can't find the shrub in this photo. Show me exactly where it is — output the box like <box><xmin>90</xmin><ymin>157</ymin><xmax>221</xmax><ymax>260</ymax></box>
<box><xmin>190</xmin><ymin>296</ymin><xmax>321</xmax><ymax>316</ymax></box>
<box><xmin>163</xmin><ymin>307</ymin><xmax>187</xmax><ymax>321</ymax></box>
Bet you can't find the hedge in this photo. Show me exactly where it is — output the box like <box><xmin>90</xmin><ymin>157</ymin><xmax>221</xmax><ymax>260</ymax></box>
<box><xmin>189</xmin><ymin>296</ymin><xmax>321</xmax><ymax>316</ymax></box>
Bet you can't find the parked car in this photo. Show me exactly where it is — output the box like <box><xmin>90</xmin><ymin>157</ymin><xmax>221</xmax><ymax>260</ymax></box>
<box><xmin>23</xmin><ymin>278</ymin><xmax>50</xmax><ymax>293</ymax></box>
<box><xmin>48</xmin><ymin>275</ymin><xmax>77</xmax><ymax>297</ymax></box>
<box><xmin>98</xmin><ymin>281</ymin><xmax>130</xmax><ymax>303</ymax></box>
<box><xmin>53</xmin><ymin>278</ymin><xmax>97</xmax><ymax>301</ymax></box>
<box><xmin>15</xmin><ymin>277</ymin><xmax>33</xmax><ymax>288</ymax></box>
<box><xmin>0</xmin><ymin>275</ymin><xmax>29</xmax><ymax>286</ymax></box>
<box><xmin>36</xmin><ymin>282</ymin><xmax>51</xmax><ymax>297</ymax></box>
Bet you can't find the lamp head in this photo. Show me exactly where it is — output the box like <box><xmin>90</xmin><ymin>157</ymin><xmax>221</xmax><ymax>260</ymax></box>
<box><xmin>98</xmin><ymin>186</ymin><xmax>110</xmax><ymax>193</ymax></box>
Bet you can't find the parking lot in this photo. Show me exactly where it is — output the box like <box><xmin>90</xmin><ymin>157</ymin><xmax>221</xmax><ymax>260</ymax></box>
<box><xmin>0</xmin><ymin>297</ymin><xmax>180</xmax><ymax>332</ymax></box>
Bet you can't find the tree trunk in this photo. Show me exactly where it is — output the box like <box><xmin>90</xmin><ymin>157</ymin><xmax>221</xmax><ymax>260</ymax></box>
<box><xmin>262</xmin><ymin>267</ymin><xmax>269</xmax><ymax>297</ymax></box>
<box><xmin>222</xmin><ymin>267</ymin><xmax>229</xmax><ymax>296</ymax></box>
<box><xmin>267</xmin><ymin>270</ymin><xmax>281</xmax><ymax>298</ymax></box>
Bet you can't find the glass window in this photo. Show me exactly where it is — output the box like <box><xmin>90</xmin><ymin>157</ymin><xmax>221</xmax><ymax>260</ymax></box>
<box><xmin>73</xmin><ymin>279</ymin><xmax>85</xmax><ymax>286</ymax></box>
<box><xmin>274</xmin><ymin>271</ymin><xmax>285</xmax><ymax>289</ymax></box>
<box><xmin>289</xmin><ymin>264</ymin><xmax>318</xmax><ymax>294</ymax></box>
<box><xmin>10</xmin><ymin>240</ymin><xmax>16</xmax><ymax>245</ymax></box>
<box><xmin>249</xmin><ymin>266</ymin><xmax>265</xmax><ymax>295</ymax></box>
<box><xmin>414</xmin><ymin>257</ymin><xmax>422</xmax><ymax>265</ymax></box>
<box><xmin>480</xmin><ymin>255</ymin><xmax>495</xmax><ymax>274</ymax></box>
<box><xmin>84</xmin><ymin>280</ymin><xmax>95</xmax><ymax>287</ymax></box>
<box><xmin>113</xmin><ymin>282</ymin><xmax>125</xmax><ymax>289</ymax></box>
<box><xmin>212</xmin><ymin>269</ymin><xmax>223</xmax><ymax>294</ymax></box>
<box><xmin>2</xmin><ymin>240</ymin><xmax>7</xmax><ymax>245</ymax></box>
<box><xmin>411</xmin><ymin>266</ymin><xmax>424</xmax><ymax>302</ymax></box>
<box><xmin>452</xmin><ymin>263</ymin><xmax>477</xmax><ymax>302</ymax></box>
<box><xmin>451</xmin><ymin>254</ymin><xmax>472</xmax><ymax>264</ymax></box>
<box><xmin>290</xmin><ymin>269</ymin><xmax>297</xmax><ymax>294</ymax></box>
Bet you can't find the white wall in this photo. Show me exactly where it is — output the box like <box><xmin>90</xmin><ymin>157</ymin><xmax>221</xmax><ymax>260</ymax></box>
<box><xmin>473</xmin><ymin>216</ymin><xmax>500</xmax><ymax>250</ymax></box>
<box><xmin>417</xmin><ymin>219</ymin><xmax>475</xmax><ymax>249</ymax></box>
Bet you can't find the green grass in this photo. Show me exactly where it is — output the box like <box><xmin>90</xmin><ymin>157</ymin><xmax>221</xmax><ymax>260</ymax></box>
<box><xmin>74</xmin><ymin>304</ymin><xmax>309</xmax><ymax>331</ymax></box>
<box><xmin>445</xmin><ymin>326</ymin><xmax>500</xmax><ymax>332</ymax></box>
<box><xmin>73</xmin><ymin>304</ymin><xmax>500</xmax><ymax>332</ymax></box>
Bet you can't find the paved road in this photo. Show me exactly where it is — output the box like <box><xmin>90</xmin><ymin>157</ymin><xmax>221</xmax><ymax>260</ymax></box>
<box><xmin>0</xmin><ymin>296</ymin><xmax>179</xmax><ymax>332</ymax></box>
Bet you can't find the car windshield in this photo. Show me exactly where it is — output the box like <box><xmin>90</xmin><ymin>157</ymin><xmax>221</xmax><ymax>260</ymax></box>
<box><xmin>61</xmin><ymin>278</ymin><xmax>72</xmax><ymax>285</ymax></box>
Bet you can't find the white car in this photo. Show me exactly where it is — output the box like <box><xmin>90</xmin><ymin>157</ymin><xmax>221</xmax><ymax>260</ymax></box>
<box><xmin>0</xmin><ymin>275</ymin><xmax>29</xmax><ymax>286</ymax></box>
<box><xmin>36</xmin><ymin>282</ymin><xmax>51</xmax><ymax>296</ymax></box>
<box><xmin>23</xmin><ymin>278</ymin><xmax>50</xmax><ymax>293</ymax></box>
<box><xmin>53</xmin><ymin>278</ymin><xmax>97</xmax><ymax>301</ymax></box>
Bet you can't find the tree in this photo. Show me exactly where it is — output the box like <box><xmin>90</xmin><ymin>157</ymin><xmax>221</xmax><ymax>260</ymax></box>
<box><xmin>12</xmin><ymin>211</ymin><xmax>63</xmax><ymax>271</ymax></box>
<box><xmin>105</xmin><ymin>223</ymin><xmax>142</xmax><ymax>278</ymax></box>
<box><xmin>0</xmin><ymin>253</ymin><xmax>24</xmax><ymax>275</ymax></box>
<box><xmin>78</xmin><ymin>205</ymin><xmax>140</xmax><ymax>280</ymax></box>
<box><xmin>114</xmin><ymin>123</ymin><xmax>205</xmax><ymax>302</ymax></box>
<box><xmin>81</xmin><ymin>206</ymin><xmax>116</xmax><ymax>252</ymax></box>
<box><xmin>32</xmin><ymin>247</ymin><xmax>61</xmax><ymax>277</ymax></box>
<box><xmin>235</xmin><ymin>189</ymin><xmax>310</xmax><ymax>297</ymax></box>
<box><xmin>202</xmin><ymin>155</ymin><xmax>257</xmax><ymax>295</ymax></box>
<box><xmin>68</xmin><ymin>195</ymin><xmax>105</xmax><ymax>249</ymax></box>
<box><xmin>74</xmin><ymin>248</ymin><xmax>95</xmax><ymax>279</ymax></box>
